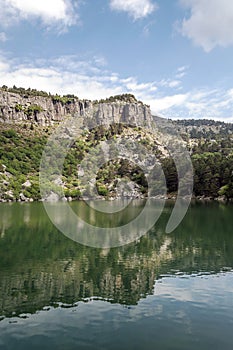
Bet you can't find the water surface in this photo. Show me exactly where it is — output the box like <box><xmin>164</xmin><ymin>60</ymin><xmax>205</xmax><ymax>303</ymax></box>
<box><xmin>0</xmin><ymin>201</ymin><xmax>233</xmax><ymax>349</ymax></box>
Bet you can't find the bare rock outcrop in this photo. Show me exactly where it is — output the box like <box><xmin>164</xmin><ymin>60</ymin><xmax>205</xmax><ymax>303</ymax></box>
<box><xmin>0</xmin><ymin>89</ymin><xmax>153</xmax><ymax>128</ymax></box>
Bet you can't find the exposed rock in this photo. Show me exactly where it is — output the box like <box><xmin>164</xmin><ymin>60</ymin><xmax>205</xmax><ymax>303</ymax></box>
<box><xmin>5</xmin><ymin>190</ymin><xmax>14</xmax><ymax>199</ymax></box>
<box><xmin>0</xmin><ymin>89</ymin><xmax>153</xmax><ymax>128</ymax></box>
<box><xmin>114</xmin><ymin>179</ymin><xmax>145</xmax><ymax>199</ymax></box>
<box><xmin>19</xmin><ymin>193</ymin><xmax>28</xmax><ymax>201</ymax></box>
<box><xmin>45</xmin><ymin>192</ymin><xmax>60</xmax><ymax>202</ymax></box>
<box><xmin>0</xmin><ymin>90</ymin><xmax>89</xmax><ymax>126</ymax></box>
<box><xmin>0</xmin><ymin>164</ymin><xmax>6</xmax><ymax>172</ymax></box>
<box><xmin>215</xmin><ymin>196</ymin><xmax>226</xmax><ymax>202</ymax></box>
<box><xmin>4</xmin><ymin>172</ymin><xmax>12</xmax><ymax>178</ymax></box>
<box><xmin>22</xmin><ymin>180</ymin><xmax>31</xmax><ymax>188</ymax></box>
<box><xmin>53</xmin><ymin>177</ymin><xmax>63</xmax><ymax>186</ymax></box>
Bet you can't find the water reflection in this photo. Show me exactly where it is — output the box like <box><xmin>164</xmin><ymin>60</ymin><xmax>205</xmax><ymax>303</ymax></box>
<box><xmin>43</xmin><ymin>199</ymin><xmax>165</xmax><ymax>247</ymax></box>
<box><xmin>0</xmin><ymin>201</ymin><xmax>232</xmax><ymax>319</ymax></box>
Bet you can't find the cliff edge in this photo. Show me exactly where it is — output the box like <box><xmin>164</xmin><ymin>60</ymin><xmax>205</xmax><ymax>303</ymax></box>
<box><xmin>0</xmin><ymin>88</ymin><xmax>152</xmax><ymax>128</ymax></box>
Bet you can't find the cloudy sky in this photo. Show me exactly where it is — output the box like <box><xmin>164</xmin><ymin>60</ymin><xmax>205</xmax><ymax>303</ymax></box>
<box><xmin>0</xmin><ymin>0</ymin><xmax>233</xmax><ymax>121</ymax></box>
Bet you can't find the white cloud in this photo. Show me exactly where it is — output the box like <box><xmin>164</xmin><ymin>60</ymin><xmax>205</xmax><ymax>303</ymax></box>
<box><xmin>0</xmin><ymin>58</ymin><xmax>10</xmax><ymax>72</ymax></box>
<box><xmin>0</xmin><ymin>32</ymin><xmax>7</xmax><ymax>42</ymax></box>
<box><xmin>0</xmin><ymin>0</ymin><xmax>78</xmax><ymax>29</ymax></box>
<box><xmin>159</xmin><ymin>79</ymin><xmax>182</xmax><ymax>89</ymax></box>
<box><xmin>180</xmin><ymin>0</ymin><xmax>233</xmax><ymax>52</ymax></box>
<box><xmin>142</xmin><ymin>20</ymin><xmax>155</xmax><ymax>37</ymax></box>
<box><xmin>146</xmin><ymin>94</ymin><xmax>188</xmax><ymax>114</ymax></box>
<box><xmin>228</xmin><ymin>89</ymin><xmax>233</xmax><ymax>99</ymax></box>
<box><xmin>175</xmin><ymin>65</ymin><xmax>189</xmax><ymax>78</ymax></box>
<box><xmin>110</xmin><ymin>0</ymin><xmax>157</xmax><ymax>20</ymax></box>
<box><xmin>177</xmin><ymin>66</ymin><xmax>187</xmax><ymax>73</ymax></box>
<box><xmin>0</xmin><ymin>53</ymin><xmax>232</xmax><ymax>122</ymax></box>
<box><xmin>0</xmin><ymin>54</ymin><xmax>123</xmax><ymax>100</ymax></box>
<box><xmin>154</xmin><ymin>88</ymin><xmax>233</xmax><ymax>122</ymax></box>
<box><xmin>121</xmin><ymin>76</ymin><xmax>157</xmax><ymax>92</ymax></box>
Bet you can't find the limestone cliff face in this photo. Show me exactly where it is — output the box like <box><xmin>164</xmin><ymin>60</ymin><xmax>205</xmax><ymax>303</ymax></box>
<box><xmin>0</xmin><ymin>89</ymin><xmax>153</xmax><ymax>128</ymax></box>
<box><xmin>88</xmin><ymin>102</ymin><xmax>152</xmax><ymax>128</ymax></box>
<box><xmin>0</xmin><ymin>90</ymin><xmax>90</xmax><ymax>125</ymax></box>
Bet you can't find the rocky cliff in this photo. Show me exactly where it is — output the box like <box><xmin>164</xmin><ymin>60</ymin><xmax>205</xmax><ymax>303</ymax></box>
<box><xmin>0</xmin><ymin>88</ymin><xmax>152</xmax><ymax>128</ymax></box>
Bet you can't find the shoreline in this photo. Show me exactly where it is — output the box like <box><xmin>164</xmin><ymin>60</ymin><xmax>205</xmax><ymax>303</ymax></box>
<box><xmin>0</xmin><ymin>195</ymin><xmax>232</xmax><ymax>204</ymax></box>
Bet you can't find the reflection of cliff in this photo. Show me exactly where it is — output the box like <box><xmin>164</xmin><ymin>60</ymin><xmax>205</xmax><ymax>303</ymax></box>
<box><xmin>0</xmin><ymin>201</ymin><xmax>233</xmax><ymax>318</ymax></box>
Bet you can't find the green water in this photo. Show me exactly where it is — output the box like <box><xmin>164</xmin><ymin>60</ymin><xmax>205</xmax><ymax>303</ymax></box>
<box><xmin>0</xmin><ymin>201</ymin><xmax>233</xmax><ymax>349</ymax></box>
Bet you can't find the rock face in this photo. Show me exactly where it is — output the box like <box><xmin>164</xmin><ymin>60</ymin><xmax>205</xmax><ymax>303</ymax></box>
<box><xmin>88</xmin><ymin>102</ymin><xmax>152</xmax><ymax>128</ymax></box>
<box><xmin>0</xmin><ymin>89</ymin><xmax>153</xmax><ymax>128</ymax></box>
<box><xmin>0</xmin><ymin>90</ymin><xmax>90</xmax><ymax>125</ymax></box>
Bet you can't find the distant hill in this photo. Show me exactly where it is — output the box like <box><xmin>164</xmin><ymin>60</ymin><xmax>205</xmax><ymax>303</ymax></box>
<box><xmin>173</xmin><ymin>118</ymin><xmax>233</xmax><ymax>140</ymax></box>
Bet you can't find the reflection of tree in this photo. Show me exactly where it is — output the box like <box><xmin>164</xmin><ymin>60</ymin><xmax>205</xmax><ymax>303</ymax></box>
<box><xmin>0</xmin><ymin>201</ymin><xmax>232</xmax><ymax>318</ymax></box>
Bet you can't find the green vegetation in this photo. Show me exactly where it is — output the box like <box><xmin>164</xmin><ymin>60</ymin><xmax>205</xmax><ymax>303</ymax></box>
<box><xmin>98</xmin><ymin>93</ymin><xmax>140</xmax><ymax>104</ymax></box>
<box><xmin>0</xmin><ymin>125</ymin><xmax>47</xmax><ymax>200</ymax></box>
<box><xmin>0</xmin><ymin>109</ymin><xmax>232</xmax><ymax>201</ymax></box>
<box><xmin>14</xmin><ymin>103</ymin><xmax>44</xmax><ymax>117</ymax></box>
<box><xmin>15</xmin><ymin>104</ymin><xmax>23</xmax><ymax>112</ymax></box>
<box><xmin>174</xmin><ymin>118</ymin><xmax>233</xmax><ymax>140</ymax></box>
<box><xmin>25</xmin><ymin>104</ymin><xmax>44</xmax><ymax>116</ymax></box>
<box><xmin>52</xmin><ymin>94</ymin><xmax>77</xmax><ymax>105</ymax></box>
<box><xmin>1</xmin><ymin>85</ymin><xmax>79</xmax><ymax>105</ymax></box>
<box><xmin>1</xmin><ymin>85</ymin><xmax>51</xmax><ymax>98</ymax></box>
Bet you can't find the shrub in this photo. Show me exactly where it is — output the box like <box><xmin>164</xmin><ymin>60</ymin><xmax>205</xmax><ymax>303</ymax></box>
<box><xmin>2</xmin><ymin>129</ymin><xmax>17</xmax><ymax>138</ymax></box>
<box><xmin>64</xmin><ymin>188</ymin><xmax>81</xmax><ymax>198</ymax></box>
<box><xmin>25</xmin><ymin>104</ymin><xmax>43</xmax><ymax>116</ymax></box>
<box><xmin>97</xmin><ymin>185</ymin><xmax>109</xmax><ymax>196</ymax></box>
<box><xmin>15</xmin><ymin>104</ymin><xmax>23</xmax><ymax>112</ymax></box>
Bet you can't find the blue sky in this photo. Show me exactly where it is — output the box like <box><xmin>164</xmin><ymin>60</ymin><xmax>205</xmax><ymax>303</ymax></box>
<box><xmin>0</xmin><ymin>0</ymin><xmax>233</xmax><ymax>121</ymax></box>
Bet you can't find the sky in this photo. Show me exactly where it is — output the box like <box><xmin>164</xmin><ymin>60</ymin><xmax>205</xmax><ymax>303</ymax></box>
<box><xmin>0</xmin><ymin>0</ymin><xmax>233</xmax><ymax>121</ymax></box>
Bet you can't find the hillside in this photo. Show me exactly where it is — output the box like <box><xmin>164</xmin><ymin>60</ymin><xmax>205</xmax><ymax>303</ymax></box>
<box><xmin>173</xmin><ymin>118</ymin><xmax>233</xmax><ymax>140</ymax></box>
<box><xmin>0</xmin><ymin>86</ymin><xmax>232</xmax><ymax>202</ymax></box>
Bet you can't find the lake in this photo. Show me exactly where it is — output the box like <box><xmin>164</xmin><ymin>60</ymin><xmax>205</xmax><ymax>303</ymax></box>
<box><xmin>0</xmin><ymin>201</ymin><xmax>233</xmax><ymax>349</ymax></box>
